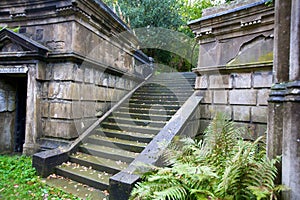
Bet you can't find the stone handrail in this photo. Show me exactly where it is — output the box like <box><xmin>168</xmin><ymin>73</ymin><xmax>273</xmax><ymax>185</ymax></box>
<box><xmin>109</xmin><ymin>92</ymin><xmax>203</xmax><ymax>200</ymax></box>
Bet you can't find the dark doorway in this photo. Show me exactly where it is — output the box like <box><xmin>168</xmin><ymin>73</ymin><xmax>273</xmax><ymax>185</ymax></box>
<box><xmin>14</xmin><ymin>77</ymin><xmax>27</xmax><ymax>152</ymax></box>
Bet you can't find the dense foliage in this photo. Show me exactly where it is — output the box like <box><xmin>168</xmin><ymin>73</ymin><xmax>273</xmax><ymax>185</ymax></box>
<box><xmin>102</xmin><ymin>0</ymin><xmax>216</xmax><ymax>72</ymax></box>
<box><xmin>0</xmin><ymin>155</ymin><xmax>78</xmax><ymax>199</ymax></box>
<box><xmin>130</xmin><ymin>114</ymin><xmax>284</xmax><ymax>200</ymax></box>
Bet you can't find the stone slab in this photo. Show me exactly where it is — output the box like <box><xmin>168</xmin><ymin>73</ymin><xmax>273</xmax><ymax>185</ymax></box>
<box><xmin>233</xmin><ymin>106</ymin><xmax>251</xmax><ymax>121</ymax></box>
<box><xmin>229</xmin><ymin>89</ymin><xmax>257</xmax><ymax>105</ymax></box>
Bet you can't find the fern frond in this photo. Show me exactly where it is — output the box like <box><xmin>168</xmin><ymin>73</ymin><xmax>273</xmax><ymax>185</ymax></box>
<box><xmin>153</xmin><ymin>185</ymin><xmax>187</xmax><ymax>200</ymax></box>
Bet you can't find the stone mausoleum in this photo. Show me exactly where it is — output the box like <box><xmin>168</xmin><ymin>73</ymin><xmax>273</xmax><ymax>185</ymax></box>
<box><xmin>0</xmin><ymin>0</ymin><xmax>299</xmax><ymax>199</ymax></box>
<box><xmin>189</xmin><ymin>0</ymin><xmax>299</xmax><ymax>199</ymax></box>
<box><xmin>0</xmin><ymin>0</ymin><xmax>152</xmax><ymax>155</ymax></box>
<box><xmin>188</xmin><ymin>0</ymin><xmax>274</xmax><ymax>138</ymax></box>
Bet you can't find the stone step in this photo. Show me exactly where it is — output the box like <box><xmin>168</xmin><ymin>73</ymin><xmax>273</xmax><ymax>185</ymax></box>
<box><xmin>44</xmin><ymin>176</ymin><xmax>108</xmax><ymax>199</ymax></box>
<box><xmin>93</xmin><ymin>128</ymin><xmax>155</xmax><ymax>143</ymax></box>
<box><xmin>111</xmin><ymin>111</ymin><xmax>172</xmax><ymax>121</ymax></box>
<box><xmin>149</xmin><ymin>78</ymin><xmax>195</xmax><ymax>82</ymax></box>
<box><xmin>105</xmin><ymin>116</ymin><xmax>167</xmax><ymax>127</ymax></box>
<box><xmin>38</xmin><ymin>137</ymin><xmax>71</xmax><ymax>151</ymax></box>
<box><xmin>85</xmin><ymin>134</ymin><xmax>147</xmax><ymax>153</ymax></box>
<box><xmin>128</xmin><ymin>99</ymin><xmax>185</xmax><ymax>105</ymax></box>
<box><xmin>69</xmin><ymin>152</ymin><xmax>128</xmax><ymax>175</ymax></box>
<box><xmin>100</xmin><ymin>121</ymin><xmax>161</xmax><ymax>134</ymax></box>
<box><xmin>79</xmin><ymin>143</ymin><xmax>138</xmax><ymax>163</ymax></box>
<box><xmin>148</xmin><ymin>80</ymin><xmax>195</xmax><ymax>85</ymax></box>
<box><xmin>127</xmin><ymin>102</ymin><xmax>181</xmax><ymax>110</ymax></box>
<box><xmin>140</xmin><ymin>83</ymin><xmax>194</xmax><ymax>89</ymax></box>
<box><xmin>132</xmin><ymin>91</ymin><xmax>193</xmax><ymax>96</ymax></box>
<box><xmin>118</xmin><ymin>106</ymin><xmax>178</xmax><ymax>115</ymax></box>
<box><xmin>135</xmin><ymin>88</ymin><xmax>194</xmax><ymax>93</ymax></box>
<box><xmin>150</xmin><ymin>72</ymin><xmax>196</xmax><ymax>78</ymax></box>
<box><xmin>129</xmin><ymin>95</ymin><xmax>189</xmax><ymax>101</ymax></box>
<box><xmin>55</xmin><ymin>162</ymin><xmax>111</xmax><ymax>191</ymax></box>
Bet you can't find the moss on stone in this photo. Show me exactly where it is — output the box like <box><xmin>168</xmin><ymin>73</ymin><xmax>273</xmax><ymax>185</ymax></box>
<box><xmin>258</xmin><ymin>51</ymin><xmax>273</xmax><ymax>62</ymax></box>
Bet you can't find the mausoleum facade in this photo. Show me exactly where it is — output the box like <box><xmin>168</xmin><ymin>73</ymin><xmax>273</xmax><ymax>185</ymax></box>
<box><xmin>0</xmin><ymin>0</ymin><xmax>152</xmax><ymax>154</ymax></box>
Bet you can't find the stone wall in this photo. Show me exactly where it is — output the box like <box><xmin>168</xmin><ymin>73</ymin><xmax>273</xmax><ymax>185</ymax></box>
<box><xmin>196</xmin><ymin>66</ymin><xmax>272</xmax><ymax>138</ymax></box>
<box><xmin>188</xmin><ymin>0</ymin><xmax>274</xmax><ymax>137</ymax></box>
<box><xmin>40</xmin><ymin>61</ymin><xmax>139</xmax><ymax>139</ymax></box>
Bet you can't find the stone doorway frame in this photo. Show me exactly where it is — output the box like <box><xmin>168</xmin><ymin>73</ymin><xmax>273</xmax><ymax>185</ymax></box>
<box><xmin>0</xmin><ymin>28</ymin><xmax>49</xmax><ymax>154</ymax></box>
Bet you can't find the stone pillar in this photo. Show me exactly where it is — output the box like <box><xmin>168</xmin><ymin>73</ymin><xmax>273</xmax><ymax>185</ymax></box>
<box><xmin>281</xmin><ymin>0</ymin><xmax>300</xmax><ymax>199</ymax></box>
<box><xmin>273</xmin><ymin>0</ymin><xmax>291</xmax><ymax>83</ymax></box>
<box><xmin>289</xmin><ymin>0</ymin><xmax>300</xmax><ymax>81</ymax></box>
<box><xmin>267</xmin><ymin>0</ymin><xmax>291</xmax><ymax>184</ymax></box>
<box><xmin>267</xmin><ymin>83</ymin><xmax>286</xmax><ymax>184</ymax></box>
<box><xmin>23</xmin><ymin>64</ymin><xmax>40</xmax><ymax>155</ymax></box>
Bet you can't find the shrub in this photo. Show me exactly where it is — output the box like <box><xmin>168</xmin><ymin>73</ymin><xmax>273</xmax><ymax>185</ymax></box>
<box><xmin>130</xmin><ymin>113</ymin><xmax>283</xmax><ymax>200</ymax></box>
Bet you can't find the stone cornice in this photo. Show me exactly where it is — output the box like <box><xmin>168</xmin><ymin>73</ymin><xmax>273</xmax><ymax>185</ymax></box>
<box><xmin>188</xmin><ymin>1</ymin><xmax>274</xmax><ymax>41</ymax></box>
<box><xmin>193</xmin><ymin>61</ymin><xmax>273</xmax><ymax>75</ymax></box>
<box><xmin>0</xmin><ymin>0</ymin><xmax>133</xmax><ymax>39</ymax></box>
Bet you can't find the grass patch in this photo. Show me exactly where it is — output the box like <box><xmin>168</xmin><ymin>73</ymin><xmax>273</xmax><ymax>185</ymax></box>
<box><xmin>0</xmin><ymin>155</ymin><xmax>80</xmax><ymax>200</ymax></box>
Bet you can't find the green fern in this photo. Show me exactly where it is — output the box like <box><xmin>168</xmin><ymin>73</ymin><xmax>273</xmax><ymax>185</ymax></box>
<box><xmin>130</xmin><ymin>113</ymin><xmax>284</xmax><ymax>200</ymax></box>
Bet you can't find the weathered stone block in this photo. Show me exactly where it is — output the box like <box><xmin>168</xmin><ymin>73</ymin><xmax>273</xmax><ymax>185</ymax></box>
<box><xmin>116</xmin><ymin>77</ymin><xmax>125</xmax><ymax>89</ymax></box>
<box><xmin>257</xmin><ymin>89</ymin><xmax>270</xmax><ymax>105</ymax></box>
<box><xmin>49</xmin><ymin>102</ymin><xmax>72</xmax><ymax>119</ymax></box>
<box><xmin>41</xmin><ymin>102</ymin><xmax>49</xmax><ymax>118</ymax></box>
<box><xmin>233</xmin><ymin>106</ymin><xmax>251</xmax><ymax>121</ymax></box>
<box><xmin>48</xmin><ymin>82</ymin><xmax>80</xmax><ymax>100</ymax></box>
<box><xmin>235</xmin><ymin>122</ymin><xmax>256</xmax><ymax>140</ymax></box>
<box><xmin>84</xmin><ymin>68</ymin><xmax>94</xmax><ymax>84</ymax></box>
<box><xmin>53</xmin><ymin>63</ymin><xmax>74</xmax><ymax>81</ymax></box>
<box><xmin>209</xmin><ymin>74</ymin><xmax>232</xmax><ymax>89</ymax></box>
<box><xmin>213</xmin><ymin>90</ymin><xmax>228</xmax><ymax>104</ymax></box>
<box><xmin>106</xmin><ymin>88</ymin><xmax>115</xmax><ymax>101</ymax></box>
<box><xmin>200</xmin><ymin>104</ymin><xmax>212</xmax><ymax>119</ymax></box>
<box><xmin>94</xmin><ymin>70</ymin><xmax>104</xmax><ymax>85</ymax></box>
<box><xmin>95</xmin><ymin>86</ymin><xmax>107</xmax><ymax>101</ymax></box>
<box><xmin>43</xmin><ymin>120</ymin><xmax>78</xmax><ymax>139</ymax></box>
<box><xmin>41</xmin><ymin>83</ymin><xmax>48</xmax><ymax>98</ymax></box>
<box><xmin>255</xmin><ymin>124</ymin><xmax>267</xmax><ymax>136</ymax></box>
<box><xmin>253</xmin><ymin>71</ymin><xmax>272</xmax><ymax>88</ymax></box>
<box><xmin>74</xmin><ymin>118</ymin><xmax>98</xmax><ymax>134</ymax></box>
<box><xmin>74</xmin><ymin>64</ymin><xmax>84</xmax><ymax>82</ymax></box>
<box><xmin>36</xmin><ymin>62</ymin><xmax>47</xmax><ymax>80</ymax></box>
<box><xmin>233</xmin><ymin>73</ymin><xmax>252</xmax><ymax>88</ymax></box>
<box><xmin>45</xmin><ymin>64</ymin><xmax>53</xmax><ymax>80</ymax></box>
<box><xmin>199</xmin><ymin>90</ymin><xmax>212</xmax><ymax>103</ymax></box>
<box><xmin>251</xmin><ymin>106</ymin><xmax>268</xmax><ymax>123</ymax></box>
<box><xmin>211</xmin><ymin>105</ymin><xmax>232</xmax><ymax>119</ymax></box>
<box><xmin>80</xmin><ymin>84</ymin><xmax>96</xmax><ymax>100</ymax></box>
<box><xmin>109</xmin><ymin>75</ymin><xmax>117</xmax><ymax>88</ymax></box>
<box><xmin>84</xmin><ymin>102</ymin><xmax>97</xmax><ymax>118</ymax></box>
<box><xmin>195</xmin><ymin>75</ymin><xmax>208</xmax><ymax>89</ymax></box>
<box><xmin>229</xmin><ymin>89</ymin><xmax>257</xmax><ymax>105</ymax></box>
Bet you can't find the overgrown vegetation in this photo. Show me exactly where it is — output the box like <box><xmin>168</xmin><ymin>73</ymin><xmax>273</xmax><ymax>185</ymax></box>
<box><xmin>131</xmin><ymin>114</ymin><xmax>284</xmax><ymax>200</ymax></box>
<box><xmin>102</xmin><ymin>0</ymin><xmax>217</xmax><ymax>72</ymax></box>
<box><xmin>0</xmin><ymin>155</ymin><xmax>79</xmax><ymax>199</ymax></box>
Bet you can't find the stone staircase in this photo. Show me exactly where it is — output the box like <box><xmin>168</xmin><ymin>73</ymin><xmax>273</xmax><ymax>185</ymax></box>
<box><xmin>45</xmin><ymin>72</ymin><xmax>196</xmax><ymax>198</ymax></box>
